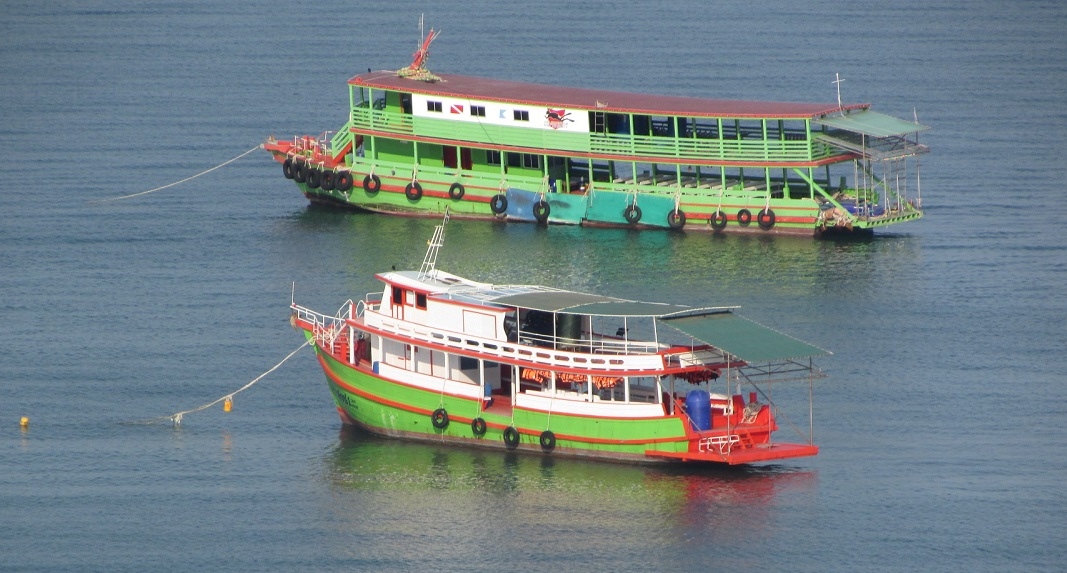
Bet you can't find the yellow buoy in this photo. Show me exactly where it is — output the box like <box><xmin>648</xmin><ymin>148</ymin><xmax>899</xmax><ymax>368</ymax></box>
<box><xmin>20</xmin><ymin>416</ymin><xmax>29</xmax><ymax>428</ymax></box>
<box><xmin>223</xmin><ymin>397</ymin><xmax>233</xmax><ymax>413</ymax></box>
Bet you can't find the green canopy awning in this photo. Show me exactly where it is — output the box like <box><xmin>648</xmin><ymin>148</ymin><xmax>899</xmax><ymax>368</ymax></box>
<box><xmin>814</xmin><ymin>109</ymin><xmax>929</xmax><ymax>138</ymax></box>
<box><xmin>660</xmin><ymin>311</ymin><xmax>829</xmax><ymax>363</ymax></box>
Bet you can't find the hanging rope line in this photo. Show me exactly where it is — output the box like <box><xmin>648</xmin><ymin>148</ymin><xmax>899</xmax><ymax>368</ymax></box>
<box><xmin>90</xmin><ymin>145</ymin><xmax>260</xmax><ymax>204</ymax></box>
<box><xmin>130</xmin><ymin>337</ymin><xmax>312</xmax><ymax>426</ymax></box>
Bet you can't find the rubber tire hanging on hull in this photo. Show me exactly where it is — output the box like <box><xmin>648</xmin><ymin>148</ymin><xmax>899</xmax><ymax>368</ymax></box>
<box><xmin>539</xmin><ymin>430</ymin><xmax>556</xmax><ymax>452</ymax></box>
<box><xmin>471</xmin><ymin>418</ymin><xmax>487</xmax><ymax>437</ymax></box>
<box><xmin>757</xmin><ymin>208</ymin><xmax>776</xmax><ymax>230</ymax></box>
<box><xmin>282</xmin><ymin>158</ymin><xmax>295</xmax><ymax>180</ymax></box>
<box><xmin>405</xmin><ymin>182</ymin><xmax>423</xmax><ymax>201</ymax></box>
<box><xmin>336</xmin><ymin>171</ymin><xmax>354</xmax><ymax>192</ymax></box>
<box><xmin>448</xmin><ymin>182</ymin><xmax>465</xmax><ymax>200</ymax></box>
<box><xmin>503</xmin><ymin>426</ymin><xmax>520</xmax><ymax>449</ymax></box>
<box><xmin>320</xmin><ymin>170</ymin><xmax>335</xmax><ymax>191</ymax></box>
<box><xmin>624</xmin><ymin>205</ymin><xmax>642</xmax><ymax>225</ymax></box>
<box><xmin>305</xmin><ymin>168</ymin><xmax>322</xmax><ymax>189</ymax></box>
<box><xmin>490</xmin><ymin>194</ymin><xmax>508</xmax><ymax>214</ymax></box>
<box><xmin>737</xmin><ymin>209</ymin><xmax>752</xmax><ymax>227</ymax></box>
<box><xmin>533</xmin><ymin>200</ymin><xmax>550</xmax><ymax>224</ymax></box>
<box><xmin>431</xmin><ymin>408</ymin><xmax>449</xmax><ymax>430</ymax></box>
<box><xmin>363</xmin><ymin>174</ymin><xmax>381</xmax><ymax>194</ymax></box>
<box><xmin>667</xmin><ymin>209</ymin><xmax>686</xmax><ymax>230</ymax></box>
<box><xmin>710</xmin><ymin>210</ymin><xmax>727</xmax><ymax>231</ymax></box>
<box><xmin>293</xmin><ymin>162</ymin><xmax>307</xmax><ymax>183</ymax></box>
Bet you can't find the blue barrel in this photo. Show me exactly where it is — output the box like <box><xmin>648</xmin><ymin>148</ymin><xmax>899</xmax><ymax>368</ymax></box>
<box><xmin>686</xmin><ymin>389</ymin><xmax>711</xmax><ymax>431</ymax></box>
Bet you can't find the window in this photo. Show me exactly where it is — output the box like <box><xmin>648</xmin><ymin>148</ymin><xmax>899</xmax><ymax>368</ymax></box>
<box><xmin>508</xmin><ymin>153</ymin><xmax>541</xmax><ymax>169</ymax></box>
<box><xmin>487</xmin><ymin>150</ymin><xmax>501</xmax><ymax>166</ymax></box>
<box><xmin>415</xmin><ymin>293</ymin><xmax>427</xmax><ymax>309</ymax></box>
<box><xmin>459</xmin><ymin>356</ymin><xmax>478</xmax><ymax>370</ymax></box>
<box><xmin>513</xmin><ymin>110</ymin><xmax>529</xmax><ymax>122</ymax></box>
<box><xmin>471</xmin><ymin>105</ymin><xmax>486</xmax><ymax>117</ymax></box>
<box><xmin>392</xmin><ymin>286</ymin><xmax>403</xmax><ymax>305</ymax></box>
<box><xmin>427</xmin><ymin>101</ymin><xmax>443</xmax><ymax>112</ymax></box>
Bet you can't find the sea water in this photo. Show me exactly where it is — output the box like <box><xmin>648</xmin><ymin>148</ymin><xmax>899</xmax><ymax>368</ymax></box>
<box><xmin>2</xmin><ymin>1</ymin><xmax>1065</xmax><ymax>571</ymax></box>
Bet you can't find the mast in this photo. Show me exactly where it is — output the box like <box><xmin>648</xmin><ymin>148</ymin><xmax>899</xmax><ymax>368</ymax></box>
<box><xmin>418</xmin><ymin>208</ymin><xmax>450</xmax><ymax>278</ymax></box>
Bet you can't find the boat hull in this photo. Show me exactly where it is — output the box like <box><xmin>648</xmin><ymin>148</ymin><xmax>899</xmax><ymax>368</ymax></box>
<box><xmin>309</xmin><ymin>335</ymin><xmax>818</xmax><ymax>465</ymax></box>
<box><xmin>266</xmin><ymin>137</ymin><xmax>923</xmax><ymax>237</ymax></box>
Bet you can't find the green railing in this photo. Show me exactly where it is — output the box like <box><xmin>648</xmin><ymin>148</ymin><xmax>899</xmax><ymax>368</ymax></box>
<box><xmin>351</xmin><ymin>108</ymin><xmax>845</xmax><ymax>164</ymax></box>
<box><xmin>353</xmin><ymin>108</ymin><xmax>414</xmax><ymax>135</ymax></box>
<box><xmin>329</xmin><ymin>117</ymin><xmax>356</xmax><ymax>159</ymax></box>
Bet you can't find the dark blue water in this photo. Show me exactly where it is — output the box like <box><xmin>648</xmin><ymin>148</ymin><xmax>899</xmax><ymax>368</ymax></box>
<box><xmin>3</xmin><ymin>1</ymin><xmax>1066</xmax><ymax>571</ymax></box>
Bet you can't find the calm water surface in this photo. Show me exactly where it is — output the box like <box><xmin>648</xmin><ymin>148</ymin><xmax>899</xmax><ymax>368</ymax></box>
<box><xmin>2</xmin><ymin>1</ymin><xmax>1065</xmax><ymax>572</ymax></box>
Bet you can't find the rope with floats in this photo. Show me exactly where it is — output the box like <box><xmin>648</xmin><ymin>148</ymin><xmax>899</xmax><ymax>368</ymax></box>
<box><xmin>131</xmin><ymin>337</ymin><xmax>312</xmax><ymax>426</ymax></box>
<box><xmin>90</xmin><ymin>145</ymin><xmax>260</xmax><ymax>204</ymax></box>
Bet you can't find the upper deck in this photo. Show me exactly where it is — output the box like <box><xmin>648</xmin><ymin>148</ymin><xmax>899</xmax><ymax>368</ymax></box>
<box><xmin>351</xmin><ymin>71</ymin><xmax>868</xmax><ymax>120</ymax></box>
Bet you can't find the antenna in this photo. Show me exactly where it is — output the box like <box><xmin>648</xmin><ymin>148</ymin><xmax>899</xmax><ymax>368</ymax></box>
<box><xmin>833</xmin><ymin>73</ymin><xmax>845</xmax><ymax>116</ymax></box>
<box><xmin>397</xmin><ymin>15</ymin><xmax>441</xmax><ymax>81</ymax></box>
<box><xmin>418</xmin><ymin>207</ymin><xmax>450</xmax><ymax>278</ymax></box>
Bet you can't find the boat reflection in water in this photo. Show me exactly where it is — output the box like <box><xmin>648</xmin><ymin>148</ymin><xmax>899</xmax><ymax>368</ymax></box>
<box><xmin>319</xmin><ymin>426</ymin><xmax>816</xmax><ymax>567</ymax></box>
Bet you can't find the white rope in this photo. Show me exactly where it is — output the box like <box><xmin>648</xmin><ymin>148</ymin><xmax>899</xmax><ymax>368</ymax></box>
<box><xmin>90</xmin><ymin>145</ymin><xmax>260</xmax><ymax>204</ymax></box>
<box><xmin>131</xmin><ymin>337</ymin><xmax>312</xmax><ymax>426</ymax></box>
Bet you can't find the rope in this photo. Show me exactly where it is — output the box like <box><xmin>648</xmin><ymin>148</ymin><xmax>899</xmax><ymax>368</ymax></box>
<box><xmin>130</xmin><ymin>338</ymin><xmax>312</xmax><ymax>426</ymax></box>
<box><xmin>90</xmin><ymin>145</ymin><xmax>260</xmax><ymax>204</ymax></box>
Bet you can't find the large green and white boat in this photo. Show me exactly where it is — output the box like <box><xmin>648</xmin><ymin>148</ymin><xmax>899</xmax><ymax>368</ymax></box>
<box><xmin>266</xmin><ymin>32</ymin><xmax>928</xmax><ymax>236</ymax></box>
<box><xmin>291</xmin><ymin>213</ymin><xmax>828</xmax><ymax>464</ymax></box>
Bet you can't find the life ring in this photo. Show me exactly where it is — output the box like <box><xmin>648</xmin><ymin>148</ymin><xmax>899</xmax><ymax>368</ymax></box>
<box><xmin>336</xmin><ymin>171</ymin><xmax>354</xmax><ymax>192</ymax></box>
<box><xmin>293</xmin><ymin>162</ymin><xmax>307</xmax><ymax>183</ymax></box>
<box><xmin>362</xmin><ymin>174</ymin><xmax>381</xmax><ymax>194</ymax></box>
<box><xmin>490</xmin><ymin>194</ymin><xmax>508</xmax><ymax>214</ymax></box>
<box><xmin>710</xmin><ymin>210</ymin><xmax>728</xmax><ymax>231</ymax></box>
<box><xmin>448</xmin><ymin>182</ymin><xmax>465</xmax><ymax>200</ymax></box>
<box><xmin>431</xmin><ymin>408</ymin><xmax>449</xmax><ymax>430</ymax></box>
<box><xmin>737</xmin><ymin>209</ymin><xmax>752</xmax><ymax>226</ymax></box>
<box><xmin>757</xmin><ymin>208</ymin><xmax>776</xmax><ymax>230</ymax></box>
<box><xmin>320</xmin><ymin>170</ymin><xmax>336</xmax><ymax>191</ymax></box>
<box><xmin>305</xmin><ymin>167</ymin><xmax>322</xmax><ymax>189</ymax></box>
<box><xmin>667</xmin><ymin>209</ymin><xmax>686</xmax><ymax>230</ymax></box>
<box><xmin>533</xmin><ymin>200</ymin><xmax>550</xmax><ymax>223</ymax></box>
<box><xmin>503</xmin><ymin>426</ymin><xmax>520</xmax><ymax>449</ymax></box>
<box><xmin>282</xmin><ymin>158</ymin><xmax>295</xmax><ymax>180</ymax></box>
<box><xmin>624</xmin><ymin>204</ymin><xmax>642</xmax><ymax>225</ymax></box>
<box><xmin>405</xmin><ymin>181</ymin><xmax>423</xmax><ymax>201</ymax></box>
<box><xmin>539</xmin><ymin>430</ymin><xmax>556</xmax><ymax>452</ymax></box>
<box><xmin>471</xmin><ymin>417</ymin><xmax>487</xmax><ymax>437</ymax></box>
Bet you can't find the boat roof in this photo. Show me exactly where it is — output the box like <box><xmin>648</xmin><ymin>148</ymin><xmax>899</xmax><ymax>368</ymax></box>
<box><xmin>351</xmin><ymin>71</ymin><xmax>869</xmax><ymax>119</ymax></box>
<box><xmin>661</xmin><ymin>310</ymin><xmax>829</xmax><ymax>363</ymax></box>
<box><xmin>388</xmin><ymin>270</ymin><xmax>828</xmax><ymax>362</ymax></box>
<box><xmin>814</xmin><ymin>109</ymin><xmax>929</xmax><ymax>137</ymax></box>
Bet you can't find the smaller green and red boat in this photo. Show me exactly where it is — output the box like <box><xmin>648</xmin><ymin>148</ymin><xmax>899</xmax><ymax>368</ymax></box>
<box><xmin>291</xmin><ymin>213</ymin><xmax>829</xmax><ymax>464</ymax></box>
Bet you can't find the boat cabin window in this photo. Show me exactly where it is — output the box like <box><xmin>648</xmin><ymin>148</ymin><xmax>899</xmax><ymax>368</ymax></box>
<box><xmin>650</xmin><ymin>116</ymin><xmax>674</xmax><ymax>137</ymax></box>
<box><xmin>427</xmin><ymin>100</ymin><xmax>443</xmax><ymax>113</ymax></box>
<box><xmin>486</xmin><ymin>150</ymin><xmax>501</xmax><ymax>166</ymax></box>
<box><xmin>506</xmin><ymin>152</ymin><xmax>540</xmax><ymax>170</ymax></box>
<box><xmin>632</xmin><ymin>114</ymin><xmax>651</xmax><ymax>136</ymax></box>
<box><xmin>400</xmin><ymin>93</ymin><xmax>412</xmax><ymax>114</ymax></box>
<box><xmin>513</xmin><ymin>110</ymin><xmax>530</xmax><ymax>122</ymax></box>
<box><xmin>470</xmin><ymin>105</ymin><xmax>486</xmax><ymax>117</ymax></box>
<box><xmin>390</xmin><ymin>286</ymin><xmax>426</xmax><ymax>309</ymax></box>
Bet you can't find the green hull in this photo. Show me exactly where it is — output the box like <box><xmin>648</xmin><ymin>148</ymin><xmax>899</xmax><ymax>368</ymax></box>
<box><xmin>315</xmin><ymin>347</ymin><xmax>692</xmax><ymax>462</ymax></box>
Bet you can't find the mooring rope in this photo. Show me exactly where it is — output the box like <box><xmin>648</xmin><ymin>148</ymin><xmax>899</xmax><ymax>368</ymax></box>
<box><xmin>90</xmin><ymin>145</ymin><xmax>260</xmax><ymax>204</ymax></box>
<box><xmin>130</xmin><ymin>338</ymin><xmax>312</xmax><ymax>426</ymax></box>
